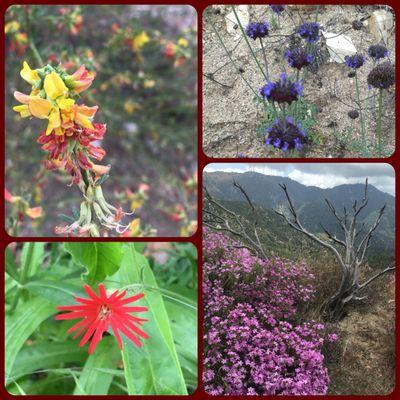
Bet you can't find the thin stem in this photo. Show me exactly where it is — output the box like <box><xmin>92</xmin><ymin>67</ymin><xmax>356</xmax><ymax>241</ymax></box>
<box><xmin>354</xmin><ymin>70</ymin><xmax>367</xmax><ymax>155</ymax></box>
<box><xmin>206</xmin><ymin>16</ymin><xmax>258</xmax><ymax>98</ymax></box>
<box><xmin>120</xmin><ymin>283</ymin><xmax>197</xmax><ymax>311</ymax></box>
<box><xmin>259</xmin><ymin>38</ymin><xmax>269</xmax><ymax>80</ymax></box>
<box><xmin>232</xmin><ymin>6</ymin><xmax>268</xmax><ymax>80</ymax></box>
<box><xmin>377</xmin><ymin>88</ymin><xmax>383</xmax><ymax>156</ymax></box>
<box><xmin>24</xmin><ymin>6</ymin><xmax>44</xmax><ymax>66</ymax></box>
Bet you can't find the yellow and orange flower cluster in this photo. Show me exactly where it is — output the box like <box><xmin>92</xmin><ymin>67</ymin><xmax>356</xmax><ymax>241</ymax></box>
<box><xmin>13</xmin><ymin>61</ymin><xmax>132</xmax><ymax>236</ymax></box>
<box><xmin>13</xmin><ymin>62</ymin><xmax>96</xmax><ymax>137</ymax></box>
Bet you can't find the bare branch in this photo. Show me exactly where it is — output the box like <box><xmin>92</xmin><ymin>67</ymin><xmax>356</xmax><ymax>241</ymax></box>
<box><xmin>320</xmin><ymin>223</ymin><xmax>346</xmax><ymax>247</ymax></box>
<box><xmin>358</xmin><ymin>265</ymin><xmax>395</xmax><ymax>291</ymax></box>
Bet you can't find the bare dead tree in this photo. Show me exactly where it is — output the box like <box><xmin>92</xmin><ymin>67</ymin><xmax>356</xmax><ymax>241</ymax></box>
<box><xmin>275</xmin><ymin>178</ymin><xmax>394</xmax><ymax>321</ymax></box>
<box><xmin>203</xmin><ymin>181</ymin><xmax>267</xmax><ymax>259</ymax></box>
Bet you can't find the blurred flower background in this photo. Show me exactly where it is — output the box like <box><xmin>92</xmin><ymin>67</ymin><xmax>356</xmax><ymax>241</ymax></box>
<box><xmin>5</xmin><ymin>5</ymin><xmax>197</xmax><ymax>237</ymax></box>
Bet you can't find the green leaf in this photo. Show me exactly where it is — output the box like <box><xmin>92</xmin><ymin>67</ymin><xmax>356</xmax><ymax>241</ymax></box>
<box><xmin>73</xmin><ymin>336</ymin><xmax>119</xmax><ymax>395</ymax></box>
<box><xmin>21</xmin><ymin>242</ymin><xmax>45</xmax><ymax>277</ymax></box>
<box><xmin>25</xmin><ymin>279</ymin><xmax>84</xmax><ymax>305</ymax></box>
<box><xmin>64</xmin><ymin>242</ymin><xmax>123</xmax><ymax>285</ymax></box>
<box><xmin>165</xmin><ymin>300</ymin><xmax>197</xmax><ymax>390</ymax></box>
<box><xmin>5</xmin><ymin>247</ymin><xmax>20</xmax><ymax>282</ymax></box>
<box><xmin>110</xmin><ymin>244</ymin><xmax>187</xmax><ymax>395</ymax></box>
<box><xmin>7</xmin><ymin>341</ymin><xmax>88</xmax><ymax>386</ymax></box>
<box><xmin>5</xmin><ymin>296</ymin><xmax>55</xmax><ymax>378</ymax></box>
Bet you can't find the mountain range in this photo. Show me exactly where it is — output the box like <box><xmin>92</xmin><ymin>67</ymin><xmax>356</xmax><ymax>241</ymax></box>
<box><xmin>203</xmin><ymin>171</ymin><xmax>395</xmax><ymax>258</ymax></box>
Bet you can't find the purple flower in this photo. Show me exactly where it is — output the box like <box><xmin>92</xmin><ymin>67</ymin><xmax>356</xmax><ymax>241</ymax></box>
<box><xmin>368</xmin><ymin>44</ymin><xmax>389</xmax><ymax>61</ymax></box>
<box><xmin>260</xmin><ymin>73</ymin><xmax>303</xmax><ymax>104</ymax></box>
<box><xmin>203</xmin><ymin>230</ymin><xmax>330</xmax><ymax>396</ymax></box>
<box><xmin>367</xmin><ymin>61</ymin><xmax>395</xmax><ymax>89</ymax></box>
<box><xmin>344</xmin><ymin>53</ymin><xmax>365</xmax><ymax>69</ymax></box>
<box><xmin>245</xmin><ymin>22</ymin><xmax>270</xmax><ymax>40</ymax></box>
<box><xmin>285</xmin><ymin>48</ymin><xmax>313</xmax><ymax>70</ymax></box>
<box><xmin>298</xmin><ymin>22</ymin><xmax>321</xmax><ymax>43</ymax></box>
<box><xmin>327</xmin><ymin>333</ymin><xmax>338</xmax><ymax>342</ymax></box>
<box><xmin>269</xmin><ymin>4</ymin><xmax>285</xmax><ymax>14</ymax></box>
<box><xmin>266</xmin><ymin>117</ymin><xmax>307</xmax><ymax>151</ymax></box>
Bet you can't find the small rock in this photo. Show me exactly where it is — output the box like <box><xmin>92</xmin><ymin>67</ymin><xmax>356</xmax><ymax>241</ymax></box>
<box><xmin>368</xmin><ymin>10</ymin><xmax>394</xmax><ymax>43</ymax></box>
<box><xmin>323</xmin><ymin>31</ymin><xmax>357</xmax><ymax>63</ymax></box>
<box><xmin>226</xmin><ymin>5</ymin><xmax>249</xmax><ymax>36</ymax></box>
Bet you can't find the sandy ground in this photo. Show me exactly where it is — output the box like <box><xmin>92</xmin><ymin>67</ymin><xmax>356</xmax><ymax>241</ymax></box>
<box><xmin>202</xmin><ymin>5</ymin><xmax>395</xmax><ymax>158</ymax></box>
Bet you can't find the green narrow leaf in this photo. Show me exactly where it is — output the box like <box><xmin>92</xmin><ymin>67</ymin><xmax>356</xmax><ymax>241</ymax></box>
<box><xmin>64</xmin><ymin>242</ymin><xmax>123</xmax><ymax>284</ymax></box>
<box><xmin>165</xmin><ymin>300</ymin><xmax>197</xmax><ymax>390</ymax></box>
<box><xmin>110</xmin><ymin>244</ymin><xmax>187</xmax><ymax>395</ymax></box>
<box><xmin>73</xmin><ymin>336</ymin><xmax>119</xmax><ymax>395</ymax></box>
<box><xmin>21</xmin><ymin>242</ymin><xmax>45</xmax><ymax>277</ymax></box>
<box><xmin>7</xmin><ymin>341</ymin><xmax>88</xmax><ymax>385</ymax></box>
<box><xmin>5</xmin><ymin>297</ymin><xmax>55</xmax><ymax>378</ymax></box>
<box><xmin>25</xmin><ymin>279</ymin><xmax>84</xmax><ymax>305</ymax></box>
<box><xmin>5</xmin><ymin>247</ymin><xmax>20</xmax><ymax>282</ymax></box>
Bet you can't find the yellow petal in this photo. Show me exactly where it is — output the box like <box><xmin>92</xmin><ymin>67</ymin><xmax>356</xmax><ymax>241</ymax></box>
<box><xmin>5</xmin><ymin>21</ymin><xmax>20</xmax><ymax>34</ymax></box>
<box><xmin>46</xmin><ymin>109</ymin><xmax>61</xmax><ymax>135</ymax></box>
<box><xmin>44</xmin><ymin>71</ymin><xmax>68</xmax><ymax>99</ymax></box>
<box><xmin>13</xmin><ymin>104</ymin><xmax>31</xmax><ymax>118</ymax></box>
<box><xmin>26</xmin><ymin>207</ymin><xmax>43</xmax><ymax>219</ymax></box>
<box><xmin>75</xmin><ymin>113</ymin><xmax>94</xmax><ymax>129</ymax></box>
<box><xmin>20</xmin><ymin>61</ymin><xmax>40</xmax><ymax>85</ymax></box>
<box><xmin>28</xmin><ymin>98</ymin><xmax>52</xmax><ymax>119</ymax></box>
<box><xmin>57</xmin><ymin>98</ymin><xmax>75</xmax><ymax>110</ymax></box>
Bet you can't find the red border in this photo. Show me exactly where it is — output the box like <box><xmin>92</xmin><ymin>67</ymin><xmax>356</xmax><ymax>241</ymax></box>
<box><xmin>1</xmin><ymin>2</ymin><xmax>399</xmax><ymax>399</ymax></box>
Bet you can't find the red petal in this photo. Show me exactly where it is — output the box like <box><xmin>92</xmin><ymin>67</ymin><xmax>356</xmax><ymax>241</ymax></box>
<box><xmin>118</xmin><ymin>316</ymin><xmax>149</xmax><ymax>339</ymax></box>
<box><xmin>79</xmin><ymin>319</ymin><xmax>100</xmax><ymax>347</ymax></box>
<box><xmin>74</xmin><ymin>296</ymin><xmax>94</xmax><ymax>304</ymax></box>
<box><xmin>124</xmin><ymin>313</ymin><xmax>148</xmax><ymax>325</ymax></box>
<box><xmin>88</xmin><ymin>319</ymin><xmax>107</xmax><ymax>354</ymax></box>
<box><xmin>115</xmin><ymin>306</ymin><xmax>148</xmax><ymax>313</ymax></box>
<box><xmin>67</xmin><ymin>317</ymin><xmax>92</xmax><ymax>334</ymax></box>
<box><xmin>107</xmin><ymin>289</ymin><xmax>122</xmax><ymax>301</ymax></box>
<box><xmin>97</xmin><ymin>284</ymin><xmax>108</xmax><ymax>301</ymax></box>
<box><xmin>84</xmin><ymin>285</ymin><xmax>101</xmax><ymax>302</ymax></box>
<box><xmin>109</xmin><ymin>318</ymin><xmax>123</xmax><ymax>349</ymax></box>
<box><xmin>117</xmin><ymin>292</ymin><xmax>145</xmax><ymax>305</ymax></box>
<box><xmin>55</xmin><ymin>311</ymin><xmax>89</xmax><ymax>320</ymax></box>
<box><xmin>57</xmin><ymin>305</ymin><xmax>88</xmax><ymax>311</ymax></box>
<box><xmin>114</xmin><ymin>321</ymin><xmax>142</xmax><ymax>347</ymax></box>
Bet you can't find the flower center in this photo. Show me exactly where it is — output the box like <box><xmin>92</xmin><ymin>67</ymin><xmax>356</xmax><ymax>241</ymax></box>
<box><xmin>98</xmin><ymin>304</ymin><xmax>111</xmax><ymax>320</ymax></box>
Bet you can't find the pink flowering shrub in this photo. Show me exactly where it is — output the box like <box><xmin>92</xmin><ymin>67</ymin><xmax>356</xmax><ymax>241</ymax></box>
<box><xmin>203</xmin><ymin>230</ymin><xmax>331</xmax><ymax>395</ymax></box>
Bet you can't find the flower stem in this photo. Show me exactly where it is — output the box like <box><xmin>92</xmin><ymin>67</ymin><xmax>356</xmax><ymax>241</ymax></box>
<box><xmin>354</xmin><ymin>70</ymin><xmax>367</xmax><ymax>156</ymax></box>
<box><xmin>206</xmin><ymin>15</ymin><xmax>258</xmax><ymax>98</ymax></box>
<box><xmin>232</xmin><ymin>6</ymin><xmax>268</xmax><ymax>80</ymax></box>
<box><xmin>377</xmin><ymin>88</ymin><xmax>383</xmax><ymax>156</ymax></box>
<box><xmin>24</xmin><ymin>6</ymin><xmax>44</xmax><ymax>66</ymax></box>
<box><xmin>259</xmin><ymin>38</ymin><xmax>270</xmax><ymax>80</ymax></box>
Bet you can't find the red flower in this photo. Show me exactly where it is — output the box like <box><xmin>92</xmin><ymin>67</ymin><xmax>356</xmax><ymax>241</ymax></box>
<box><xmin>55</xmin><ymin>284</ymin><xmax>149</xmax><ymax>354</ymax></box>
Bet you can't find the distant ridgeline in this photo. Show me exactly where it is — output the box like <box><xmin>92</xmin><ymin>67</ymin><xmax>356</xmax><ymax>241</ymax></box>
<box><xmin>204</xmin><ymin>171</ymin><xmax>395</xmax><ymax>265</ymax></box>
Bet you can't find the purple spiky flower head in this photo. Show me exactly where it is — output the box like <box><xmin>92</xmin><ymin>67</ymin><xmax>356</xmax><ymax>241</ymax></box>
<box><xmin>269</xmin><ymin>5</ymin><xmax>285</xmax><ymax>14</ymax></box>
<box><xmin>368</xmin><ymin>44</ymin><xmax>389</xmax><ymax>61</ymax></box>
<box><xmin>245</xmin><ymin>22</ymin><xmax>270</xmax><ymax>40</ymax></box>
<box><xmin>260</xmin><ymin>73</ymin><xmax>303</xmax><ymax>104</ymax></box>
<box><xmin>344</xmin><ymin>54</ymin><xmax>365</xmax><ymax>69</ymax></box>
<box><xmin>265</xmin><ymin>116</ymin><xmax>307</xmax><ymax>151</ymax></box>
<box><xmin>367</xmin><ymin>61</ymin><xmax>395</xmax><ymax>89</ymax></box>
<box><xmin>284</xmin><ymin>48</ymin><xmax>313</xmax><ymax>70</ymax></box>
<box><xmin>298</xmin><ymin>22</ymin><xmax>321</xmax><ymax>43</ymax></box>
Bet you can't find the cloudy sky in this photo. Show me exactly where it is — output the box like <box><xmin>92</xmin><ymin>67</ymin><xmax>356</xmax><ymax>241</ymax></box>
<box><xmin>204</xmin><ymin>163</ymin><xmax>395</xmax><ymax>196</ymax></box>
